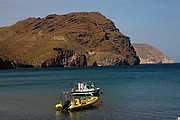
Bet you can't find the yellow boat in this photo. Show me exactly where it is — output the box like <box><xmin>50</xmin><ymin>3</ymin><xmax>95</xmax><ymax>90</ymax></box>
<box><xmin>55</xmin><ymin>96</ymin><xmax>98</xmax><ymax>111</ymax></box>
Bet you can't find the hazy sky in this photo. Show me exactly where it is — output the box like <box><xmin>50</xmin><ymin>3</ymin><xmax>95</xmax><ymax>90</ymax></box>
<box><xmin>0</xmin><ymin>0</ymin><xmax>180</xmax><ymax>62</ymax></box>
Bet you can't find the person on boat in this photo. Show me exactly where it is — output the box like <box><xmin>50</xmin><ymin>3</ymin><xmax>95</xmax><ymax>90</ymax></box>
<box><xmin>87</xmin><ymin>84</ymin><xmax>90</xmax><ymax>89</ymax></box>
<box><xmin>71</xmin><ymin>87</ymin><xmax>75</xmax><ymax>92</ymax></box>
<box><xmin>91</xmin><ymin>82</ymin><xmax>95</xmax><ymax>88</ymax></box>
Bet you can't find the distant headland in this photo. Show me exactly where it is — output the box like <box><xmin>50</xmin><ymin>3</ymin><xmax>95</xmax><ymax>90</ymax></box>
<box><xmin>133</xmin><ymin>43</ymin><xmax>174</xmax><ymax>64</ymax></box>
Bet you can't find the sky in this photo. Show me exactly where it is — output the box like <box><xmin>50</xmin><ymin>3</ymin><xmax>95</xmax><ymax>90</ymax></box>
<box><xmin>0</xmin><ymin>0</ymin><xmax>180</xmax><ymax>62</ymax></box>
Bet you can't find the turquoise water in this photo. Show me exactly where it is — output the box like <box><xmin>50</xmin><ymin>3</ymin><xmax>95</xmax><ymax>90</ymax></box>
<box><xmin>0</xmin><ymin>64</ymin><xmax>180</xmax><ymax>120</ymax></box>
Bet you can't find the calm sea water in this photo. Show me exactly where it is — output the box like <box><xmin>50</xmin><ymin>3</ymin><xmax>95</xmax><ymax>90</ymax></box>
<box><xmin>0</xmin><ymin>64</ymin><xmax>180</xmax><ymax>120</ymax></box>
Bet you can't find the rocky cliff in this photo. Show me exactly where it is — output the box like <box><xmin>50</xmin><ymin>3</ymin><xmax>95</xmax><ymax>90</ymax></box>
<box><xmin>132</xmin><ymin>43</ymin><xmax>174</xmax><ymax>64</ymax></box>
<box><xmin>0</xmin><ymin>12</ymin><xmax>140</xmax><ymax>69</ymax></box>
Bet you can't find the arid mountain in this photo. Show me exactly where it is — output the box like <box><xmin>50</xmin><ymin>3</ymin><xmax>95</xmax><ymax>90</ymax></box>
<box><xmin>0</xmin><ymin>12</ymin><xmax>140</xmax><ymax>69</ymax></box>
<box><xmin>132</xmin><ymin>43</ymin><xmax>174</xmax><ymax>64</ymax></box>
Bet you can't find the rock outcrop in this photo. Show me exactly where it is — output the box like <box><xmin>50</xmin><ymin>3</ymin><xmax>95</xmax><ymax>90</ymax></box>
<box><xmin>132</xmin><ymin>43</ymin><xmax>174</xmax><ymax>64</ymax></box>
<box><xmin>0</xmin><ymin>58</ymin><xmax>16</xmax><ymax>69</ymax></box>
<box><xmin>0</xmin><ymin>12</ymin><xmax>140</xmax><ymax>69</ymax></box>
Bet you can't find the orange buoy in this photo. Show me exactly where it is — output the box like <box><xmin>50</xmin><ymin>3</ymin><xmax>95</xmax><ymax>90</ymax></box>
<box><xmin>99</xmin><ymin>99</ymin><xmax>103</xmax><ymax>104</ymax></box>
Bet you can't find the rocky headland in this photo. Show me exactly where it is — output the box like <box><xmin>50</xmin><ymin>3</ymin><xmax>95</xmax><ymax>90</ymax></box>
<box><xmin>132</xmin><ymin>43</ymin><xmax>174</xmax><ymax>64</ymax></box>
<box><xmin>0</xmin><ymin>12</ymin><xmax>140</xmax><ymax>69</ymax></box>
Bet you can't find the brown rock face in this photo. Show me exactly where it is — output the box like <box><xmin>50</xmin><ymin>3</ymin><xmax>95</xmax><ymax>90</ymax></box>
<box><xmin>0</xmin><ymin>12</ymin><xmax>139</xmax><ymax>68</ymax></box>
<box><xmin>132</xmin><ymin>43</ymin><xmax>174</xmax><ymax>64</ymax></box>
<box><xmin>41</xmin><ymin>48</ymin><xmax>87</xmax><ymax>67</ymax></box>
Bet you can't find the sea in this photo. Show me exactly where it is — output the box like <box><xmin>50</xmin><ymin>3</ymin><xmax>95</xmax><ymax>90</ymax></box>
<box><xmin>0</xmin><ymin>64</ymin><xmax>180</xmax><ymax>120</ymax></box>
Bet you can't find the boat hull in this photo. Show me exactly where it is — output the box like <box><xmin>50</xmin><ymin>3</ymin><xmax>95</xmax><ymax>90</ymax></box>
<box><xmin>55</xmin><ymin>96</ymin><xmax>98</xmax><ymax>111</ymax></box>
<box><xmin>71</xmin><ymin>88</ymin><xmax>100</xmax><ymax>96</ymax></box>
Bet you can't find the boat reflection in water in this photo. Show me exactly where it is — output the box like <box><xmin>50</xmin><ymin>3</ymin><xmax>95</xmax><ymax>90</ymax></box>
<box><xmin>55</xmin><ymin>106</ymin><xmax>99</xmax><ymax>120</ymax></box>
